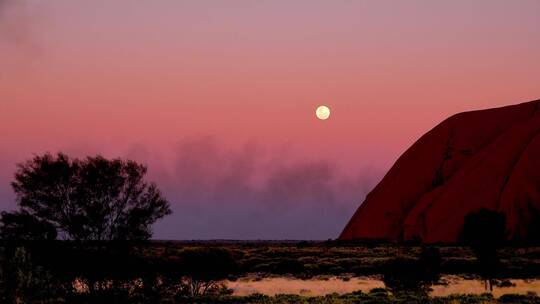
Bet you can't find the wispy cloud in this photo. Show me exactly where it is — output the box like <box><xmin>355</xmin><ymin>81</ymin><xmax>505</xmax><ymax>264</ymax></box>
<box><xmin>151</xmin><ymin>136</ymin><xmax>381</xmax><ymax>240</ymax></box>
<box><xmin>0</xmin><ymin>136</ymin><xmax>382</xmax><ymax>240</ymax></box>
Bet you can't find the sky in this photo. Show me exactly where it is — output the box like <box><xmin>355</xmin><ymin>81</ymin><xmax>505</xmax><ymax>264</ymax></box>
<box><xmin>0</xmin><ymin>0</ymin><xmax>539</xmax><ymax>239</ymax></box>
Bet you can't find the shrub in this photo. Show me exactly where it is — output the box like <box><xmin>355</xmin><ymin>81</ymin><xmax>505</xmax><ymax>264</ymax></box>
<box><xmin>176</xmin><ymin>247</ymin><xmax>238</xmax><ymax>297</ymax></box>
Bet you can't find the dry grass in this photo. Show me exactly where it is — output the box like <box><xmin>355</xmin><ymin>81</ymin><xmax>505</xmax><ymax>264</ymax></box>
<box><xmin>226</xmin><ymin>275</ymin><xmax>540</xmax><ymax>298</ymax></box>
<box><xmin>227</xmin><ymin>276</ymin><xmax>384</xmax><ymax>296</ymax></box>
<box><xmin>431</xmin><ymin>275</ymin><xmax>540</xmax><ymax>298</ymax></box>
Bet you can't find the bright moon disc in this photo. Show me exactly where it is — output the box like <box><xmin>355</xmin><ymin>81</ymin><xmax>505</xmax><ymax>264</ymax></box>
<box><xmin>316</xmin><ymin>105</ymin><xmax>330</xmax><ymax>120</ymax></box>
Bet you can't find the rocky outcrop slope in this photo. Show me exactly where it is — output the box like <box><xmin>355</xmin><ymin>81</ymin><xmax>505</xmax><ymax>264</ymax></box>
<box><xmin>340</xmin><ymin>99</ymin><xmax>540</xmax><ymax>243</ymax></box>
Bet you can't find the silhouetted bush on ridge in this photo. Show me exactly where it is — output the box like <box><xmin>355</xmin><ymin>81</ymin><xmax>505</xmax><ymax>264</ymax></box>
<box><xmin>0</xmin><ymin>152</ymin><xmax>171</xmax><ymax>241</ymax></box>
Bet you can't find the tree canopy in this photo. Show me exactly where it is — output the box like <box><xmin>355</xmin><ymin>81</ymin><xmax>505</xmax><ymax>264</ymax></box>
<box><xmin>462</xmin><ymin>208</ymin><xmax>506</xmax><ymax>253</ymax></box>
<box><xmin>461</xmin><ymin>208</ymin><xmax>506</xmax><ymax>291</ymax></box>
<box><xmin>0</xmin><ymin>153</ymin><xmax>171</xmax><ymax>240</ymax></box>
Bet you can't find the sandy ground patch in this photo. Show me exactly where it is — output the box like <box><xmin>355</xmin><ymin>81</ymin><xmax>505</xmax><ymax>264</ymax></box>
<box><xmin>431</xmin><ymin>275</ymin><xmax>540</xmax><ymax>298</ymax></box>
<box><xmin>227</xmin><ymin>276</ymin><xmax>384</xmax><ymax>296</ymax></box>
<box><xmin>227</xmin><ymin>275</ymin><xmax>540</xmax><ymax>297</ymax></box>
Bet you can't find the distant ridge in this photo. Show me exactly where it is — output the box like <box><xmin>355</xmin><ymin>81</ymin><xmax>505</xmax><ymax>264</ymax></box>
<box><xmin>340</xmin><ymin>99</ymin><xmax>540</xmax><ymax>243</ymax></box>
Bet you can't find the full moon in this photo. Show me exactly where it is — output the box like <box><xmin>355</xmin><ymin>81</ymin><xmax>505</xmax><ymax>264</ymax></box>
<box><xmin>315</xmin><ymin>105</ymin><xmax>331</xmax><ymax>120</ymax></box>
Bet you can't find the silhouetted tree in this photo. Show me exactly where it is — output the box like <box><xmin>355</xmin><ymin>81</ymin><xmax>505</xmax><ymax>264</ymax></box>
<box><xmin>0</xmin><ymin>153</ymin><xmax>171</xmax><ymax>240</ymax></box>
<box><xmin>383</xmin><ymin>253</ymin><xmax>440</xmax><ymax>296</ymax></box>
<box><xmin>176</xmin><ymin>247</ymin><xmax>237</xmax><ymax>297</ymax></box>
<box><xmin>419</xmin><ymin>246</ymin><xmax>442</xmax><ymax>283</ymax></box>
<box><xmin>525</xmin><ymin>202</ymin><xmax>540</xmax><ymax>244</ymax></box>
<box><xmin>461</xmin><ymin>208</ymin><xmax>506</xmax><ymax>292</ymax></box>
<box><xmin>0</xmin><ymin>211</ymin><xmax>57</xmax><ymax>240</ymax></box>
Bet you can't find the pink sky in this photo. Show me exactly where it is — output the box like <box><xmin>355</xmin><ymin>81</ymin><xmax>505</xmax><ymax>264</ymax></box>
<box><xmin>1</xmin><ymin>1</ymin><xmax>539</xmax><ymax>239</ymax></box>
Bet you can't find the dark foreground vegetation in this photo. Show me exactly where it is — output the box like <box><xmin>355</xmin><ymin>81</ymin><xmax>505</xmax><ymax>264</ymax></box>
<box><xmin>2</xmin><ymin>241</ymin><xmax>540</xmax><ymax>303</ymax></box>
<box><xmin>134</xmin><ymin>240</ymin><xmax>540</xmax><ymax>279</ymax></box>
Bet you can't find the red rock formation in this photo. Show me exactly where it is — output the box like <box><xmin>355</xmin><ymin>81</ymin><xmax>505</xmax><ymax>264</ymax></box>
<box><xmin>340</xmin><ymin>99</ymin><xmax>540</xmax><ymax>243</ymax></box>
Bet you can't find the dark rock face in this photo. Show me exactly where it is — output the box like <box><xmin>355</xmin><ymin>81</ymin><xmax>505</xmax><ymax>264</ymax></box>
<box><xmin>340</xmin><ymin>99</ymin><xmax>540</xmax><ymax>243</ymax></box>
